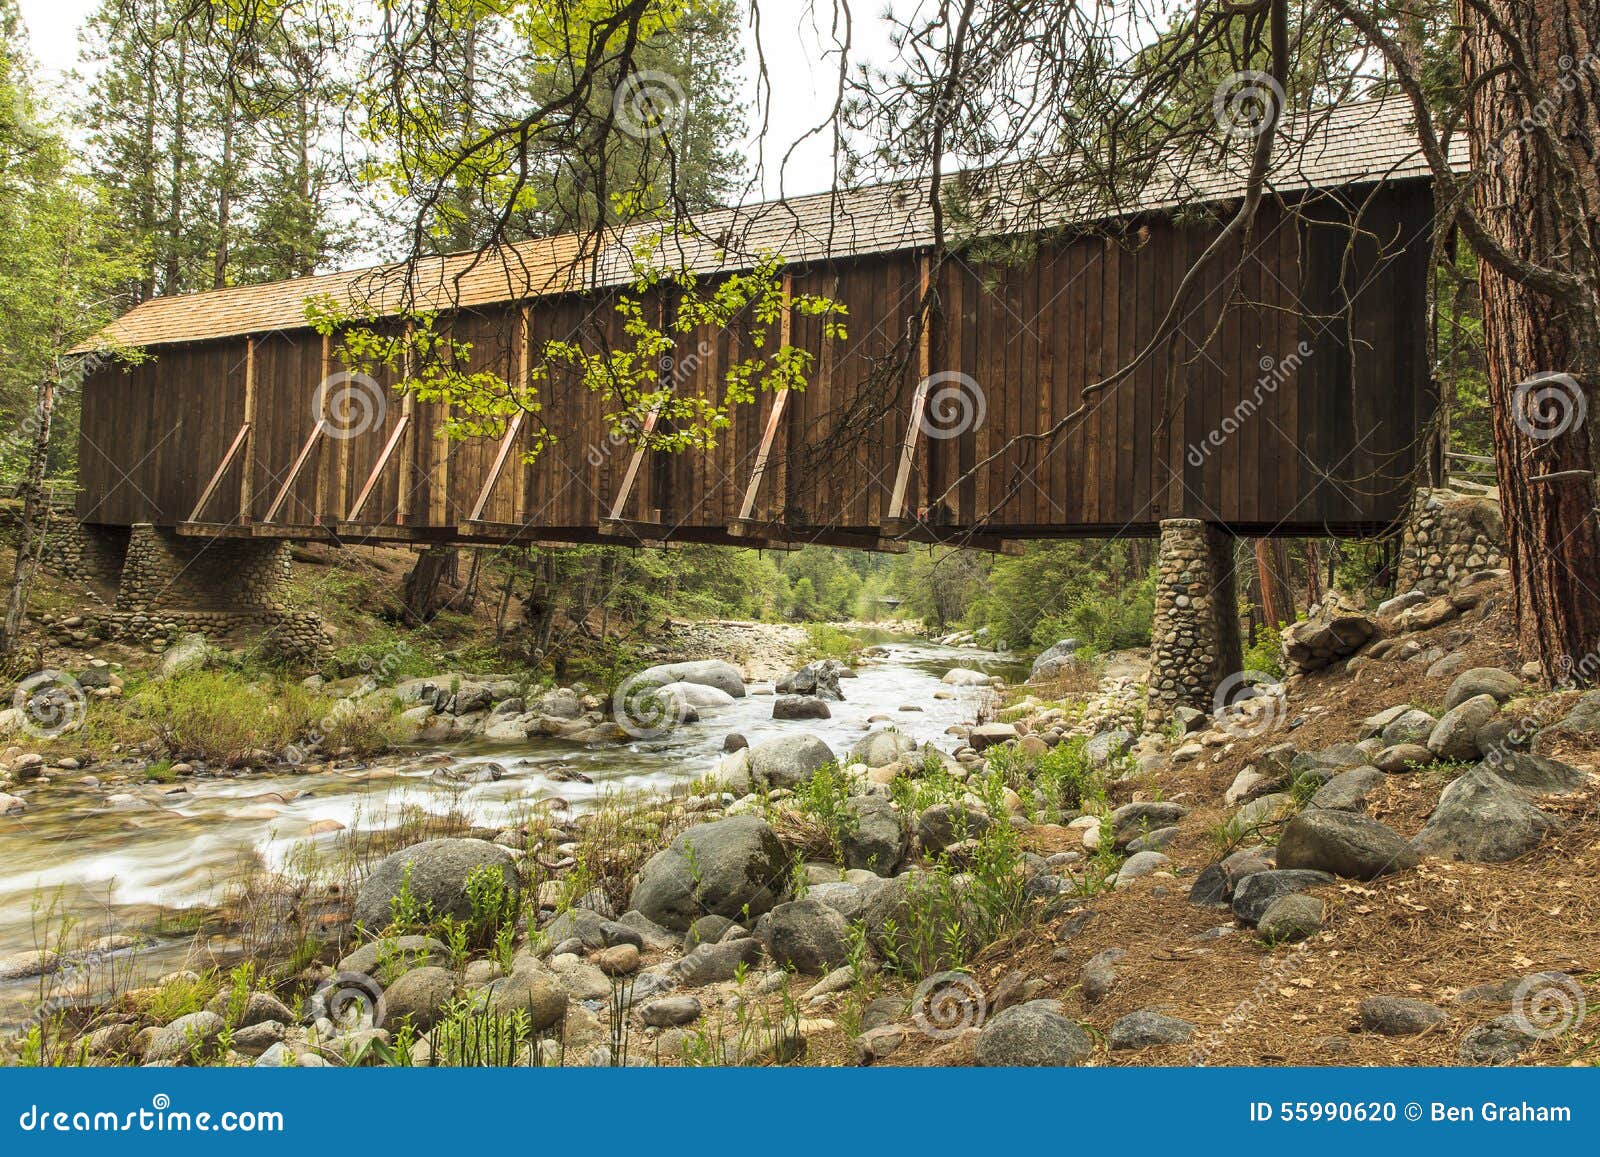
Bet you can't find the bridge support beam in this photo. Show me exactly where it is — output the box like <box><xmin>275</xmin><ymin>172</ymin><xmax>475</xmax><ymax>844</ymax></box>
<box><xmin>1145</xmin><ymin>519</ymin><xmax>1242</xmax><ymax>732</ymax></box>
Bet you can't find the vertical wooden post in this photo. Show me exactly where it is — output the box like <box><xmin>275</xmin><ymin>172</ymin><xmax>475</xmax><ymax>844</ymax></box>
<box><xmin>887</xmin><ymin>255</ymin><xmax>933</xmax><ymax>526</ymax></box>
<box><xmin>314</xmin><ymin>331</ymin><xmax>332</xmax><ymax>523</ymax></box>
<box><xmin>397</xmin><ymin>324</ymin><xmax>416</xmax><ymax>525</ymax></box>
<box><xmin>238</xmin><ymin>336</ymin><xmax>257</xmax><ymax>523</ymax></box>
<box><xmin>514</xmin><ymin>304</ymin><xmax>531</xmax><ymax>527</ymax></box>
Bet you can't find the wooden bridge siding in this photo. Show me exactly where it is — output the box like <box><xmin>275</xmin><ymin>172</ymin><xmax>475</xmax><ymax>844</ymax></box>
<box><xmin>76</xmin><ymin>182</ymin><xmax>1432</xmax><ymax>539</ymax></box>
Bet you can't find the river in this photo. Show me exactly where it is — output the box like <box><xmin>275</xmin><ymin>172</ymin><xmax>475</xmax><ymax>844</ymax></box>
<box><xmin>0</xmin><ymin>634</ymin><xmax>1025</xmax><ymax>1026</ymax></box>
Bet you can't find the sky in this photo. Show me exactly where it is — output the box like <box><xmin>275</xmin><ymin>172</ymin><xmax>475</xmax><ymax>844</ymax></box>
<box><xmin>13</xmin><ymin>0</ymin><xmax>910</xmax><ymax>202</ymax></box>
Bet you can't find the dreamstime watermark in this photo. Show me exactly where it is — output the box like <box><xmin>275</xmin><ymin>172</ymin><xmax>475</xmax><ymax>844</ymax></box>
<box><xmin>285</xmin><ymin>641</ymin><xmax>412</xmax><ymax>764</ymax></box>
<box><xmin>916</xmin><ymin>371</ymin><xmax>986</xmax><ymax>440</ymax></box>
<box><xmin>308</xmin><ymin>970</ymin><xmax>386</xmax><ymax>1034</ymax></box>
<box><xmin>585</xmin><ymin>341</ymin><xmax>711</xmax><ymax>467</ymax></box>
<box><xmin>1212</xmin><ymin>669</ymin><xmax>1288</xmax><ymax>740</ymax></box>
<box><xmin>16</xmin><ymin>1094</ymin><xmax>284</xmax><ymax>1134</ymax></box>
<box><xmin>1187</xmin><ymin>342</ymin><xmax>1313</xmax><ymax>467</ymax></box>
<box><xmin>1511</xmin><ymin>972</ymin><xmax>1587</xmax><ymax>1040</ymax></box>
<box><xmin>613</xmin><ymin>70</ymin><xmax>686</xmax><ymax>141</ymax></box>
<box><xmin>909</xmin><ymin>970</ymin><xmax>1003</xmax><ymax>1040</ymax></box>
<box><xmin>1212</xmin><ymin>71</ymin><xmax>1284</xmax><ymax>141</ymax></box>
<box><xmin>11</xmin><ymin>670</ymin><xmax>87</xmax><ymax>739</ymax></box>
<box><xmin>314</xmin><ymin>370</ymin><xmax>387</xmax><ymax>441</ymax></box>
<box><xmin>612</xmin><ymin>672</ymin><xmax>689</xmax><ymax>740</ymax></box>
<box><xmin>1511</xmin><ymin>371</ymin><xmax>1587</xmax><ymax>442</ymax></box>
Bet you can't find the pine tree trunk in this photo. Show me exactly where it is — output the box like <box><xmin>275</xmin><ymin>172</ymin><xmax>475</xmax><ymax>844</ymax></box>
<box><xmin>1254</xmin><ymin>538</ymin><xmax>1293</xmax><ymax>626</ymax></box>
<box><xmin>1463</xmin><ymin>1</ymin><xmax>1600</xmax><ymax>684</ymax></box>
<box><xmin>0</xmin><ymin>365</ymin><xmax>58</xmax><ymax>655</ymax></box>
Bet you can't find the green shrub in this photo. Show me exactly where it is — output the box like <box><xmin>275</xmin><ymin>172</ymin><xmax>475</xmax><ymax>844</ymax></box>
<box><xmin>121</xmin><ymin>672</ymin><xmax>324</xmax><ymax>765</ymax></box>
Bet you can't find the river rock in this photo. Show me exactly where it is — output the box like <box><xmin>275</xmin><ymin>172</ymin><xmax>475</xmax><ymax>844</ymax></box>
<box><xmin>1108</xmin><ymin>1010</ymin><xmax>1195</xmax><ymax>1050</ymax></box>
<box><xmin>0</xmin><ymin>949</ymin><xmax>60</xmax><ymax>980</ymax></box>
<box><xmin>205</xmin><ymin>990</ymin><xmax>293</xmax><ymax>1028</ymax></box>
<box><xmin>773</xmin><ymin>695</ymin><xmax>831</xmax><ymax>720</ymax></box>
<box><xmin>916</xmin><ymin>802</ymin><xmax>992</xmax><ymax>852</ymax></box>
<box><xmin>633</xmin><ymin>660</ymin><xmax>746</xmax><ymax>698</ymax></box>
<box><xmin>1080</xmin><ymin>948</ymin><xmax>1125</xmax><ymax>1003</ymax></box>
<box><xmin>338</xmin><ymin>935</ymin><xmax>451</xmax><ymax>977</ymax></box>
<box><xmin>668</xmin><ymin>937</ymin><xmax>764</xmax><ymax>986</ymax></box>
<box><xmin>1256</xmin><ymin>893</ymin><xmax>1323</xmax><ymax>942</ymax></box>
<box><xmin>656</xmin><ymin>681</ymin><xmax>737</xmax><ymax>709</ymax></box>
<box><xmin>1281</xmin><ymin>593</ymin><xmax>1377</xmax><ymax>673</ymax></box>
<box><xmin>640</xmin><ymin>995</ymin><xmax>702</xmax><ymax>1027</ymax></box>
<box><xmin>1443</xmin><ymin>668</ymin><xmax>1521</xmax><ymax>711</ymax></box>
<box><xmin>747</xmin><ymin>734</ymin><xmax>834</xmax><ymax>789</ymax></box>
<box><xmin>941</xmin><ymin>668</ymin><xmax>992</xmax><ymax>687</ymax></box>
<box><xmin>1115</xmin><ymin>850</ymin><xmax>1171</xmax><ymax>887</ymax></box>
<box><xmin>158</xmin><ymin>633</ymin><xmax>213</xmax><ymax>681</ymax></box>
<box><xmin>851</xmin><ymin>728</ymin><xmax>918</xmax><ymax>768</ymax></box>
<box><xmin>1413</xmin><ymin>767</ymin><xmax>1560</xmax><ymax>862</ymax></box>
<box><xmin>975</xmin><ymin>1000</ymin><xmax>1092</xmax><ymax>1066</ymax></box>
<box><xmin>477</xmin><ymin>970</ymin><xmax>567</xmax><ymax>1029</ymax></box>
<box><xmin>1458</xmin><ymin>1015</ymin><xmax>1536</xmax><ymax>1064</ymax></box>
<box><xmin>352</xmin><ymin>839</ymin><xmax>519</xmax><ymax>931</ymax></box>
<box><xmin>1427</xmin><ymin>694</ymin><xmax>1499</xmax><ymax>761</ymax></box>
<box><xmin>968</xmin><ymin>722</ymin><xmax>1019</xmax><ymax>752</ymax></box>
<box><xmin>629</xmin><ymin>815</ymin><xmax>792</xmax><ymax>931</ymax></box>
<box><xmin>1381</xmin><ymin>709</ymin><xmax>1437</xmax><ymax>747</ymax></box>
<box><xmin>381</xmin><ymin>966</ymin><xmax>456</xmax><ymax>1031</ymax></box>
<box><xmin>1029</xmin><ymin>638</ymin><xmax>1082</xmax><ymax>682</ymax></box>
<box><xmin>144</xmin><ymin>1011</ymin><xmax>226</xmax><ymax>1062</ymax></box>
<box><xmin>776</xmin><ymin>661</ymin><xmax>844</xmax><ymax>701</ymax></box>
<box><xmin>1231</xmin><ymin>869</ymin><xmax>1334</xmax><ymax>925</ymax></box>
<box><xmin>1110</xmin><ymin>801</ymin><xmax>1187</xmax><ymax>845</ymax></box>
<box><xmin>1310</xmin><ymin>767</ymin><xmax>1384</xmax><ymax>811</ymax></box>
<box><xmin>764</xmin><ymin>899</ymin><xmax>853</xmax><ymax>974</ymax></box>
<box><xmin>1485</xmin><ymin>752</ymin><xmax>1591</xmax><ymax>796</ymax></box>
<box><xmin>1086</xmin><ymin>729</ymin><xmax>1132</xmax><ymax>767</ymax></box>
<box><xmin>1276</xmin><ymin>809</ymin><xmax>1417</xmax><ymax>880</ymax></box>
<box><xmin>1359</xmin><ymin>996</ymin><xmax>1449</xmax><ymax>1036</ymax></box>
<box><xmin>840</xmin><ymin>795</ymin><xmax>906</xmax><ymax>875</ymax></box>
<box><xmin>1374</xmin><ymin>743</ymin><xmax>1432</xmax><ymax>773</ymax></box>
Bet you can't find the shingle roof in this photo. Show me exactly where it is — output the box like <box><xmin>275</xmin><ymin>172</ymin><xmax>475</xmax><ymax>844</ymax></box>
<box><xmin>77</xmin><ymin>98</ymin><xmax>1462</xmax><ymax>353</ymax></box>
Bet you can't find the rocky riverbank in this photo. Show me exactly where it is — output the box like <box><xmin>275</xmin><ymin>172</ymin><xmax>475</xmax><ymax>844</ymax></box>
<box><xmin>7</xmin><ymin>571</ymin><xmax>1599</xmax><ymax>1069</ymax></box>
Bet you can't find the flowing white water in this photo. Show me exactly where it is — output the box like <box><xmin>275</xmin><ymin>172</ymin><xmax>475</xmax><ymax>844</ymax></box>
<box><xmin>0</xmin><ymin>637</ymin><xmax>1024</xmax><ymax>1024</ymax></box>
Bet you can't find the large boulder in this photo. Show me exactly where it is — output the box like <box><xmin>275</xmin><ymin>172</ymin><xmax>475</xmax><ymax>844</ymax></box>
<box><xmin>655</xmin><ymin>681</ymin><xmax>737</xmax><ymax>710</ymax></box>
<box><xmin>1231</xmin><ymin>869</ymin><xmax>1334</xmax><ymax>925</ymax></box>
<box><xmin>1427</xmin><ymin>694</ymin><xmax>1499</xmax><ymax>762</ymax></box>
<box><xmin>1276</xmin><ymin>809</ymin><xmax>1418</xmax><ymax>880</ymax></box>
<box><xmin>1442</xmin><ymin>668</ymin><xmax>1521</xmax><ymax>712</ymax></box>
<box><xmin>158</xmin><ymin>633</ymin><xmax>214</xmax><ymax>681</ymax></box>
<box><xmin>633</xmin><ymin>660</ymin><xmax>746</xmax><ymax>698</ymax></box>
<box><xmin>764</xmin><ymin>899</ymin><xmax>853</xmax><ymax>974</ymax></box>
<box><xmin>916</xmin><ymin>802</ymin><xmax>992</xmax><ymax>853</ymax></box>
<box><xmin>1029</xmin><ymin>639</ymin><xmax>1081</xmax><ymax>682</ymax></box>
<box><xmin>839</xmin><ymin>796</ymin><xmax>906</xmax><ymax>875</ymax></box>
<box><xmin>968</xmin><ymin>723</ymin><xmax>1019</xmax><ymax>752</ymax></box>
<box><xmin>747</xmin><ymin>734</ymin><xmax>834</xmax><ymax>789</ymax></box>
<box><xmin>1281</xmin><ymin>592</ymin><xmax>1378</xmax><ymax>674</ymax></box>
<box><xmin>1413</xmin><ymin>767</ymin><xmax>1560</xmax><ymax>862</ymax></box>
<box><xmin>629</xmin><ymin>816</ymin><xmax>792</xmax><ymax>932</ymax></box>
<box><xmin>381</xmin><ymin>966</ymin><xmax>457</xmax><ymax>1032</ymax></box>
<box><xmin>851</xmin><ymin>728</ymin><xmax>918</xmax><ymax>768</ymax></box>
<box><xmin>1485</xmin><ymin>752</ymin><xmax>1591</xmax><ymax>796</ymax></box>
<box><xmin>773</xmin><ymin>695</ymin><xmax>831</xmax><ymax>721</ymax></box>
<box><xmin>1381</xmin><ymin>709</ymin><xmax>1438</xmax><ymax>748</ymax></box>
<box><xmin>775</xmin><ymin>661</ymin><xmax>844</xmax><ymax>701</ymax></box>
<box><xmin>352</xmin><ymin>839</ymin><xmax>519</xmax><ymax>931</ymax></box>
<box><xmin>975</xmin><ymin>1000</ymin><xmax>1092</xmax><ymax>1066</ymax></box>
<box><xmin>941</xmin><ymin>668</ymin><xmax>993</xmax><ymax>687</ymax></box>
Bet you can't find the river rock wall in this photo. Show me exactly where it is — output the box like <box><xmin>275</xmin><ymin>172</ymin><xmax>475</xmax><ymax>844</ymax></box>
<box><xmin>1396</xmin><ymin>489</ymin><xmax>1505</xmax><ymax>597</ymax></box>
<box><xmin>1145</xmin><ymin>519</ymin><xmax>1243</xmax><ymax>730</ymax></box>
